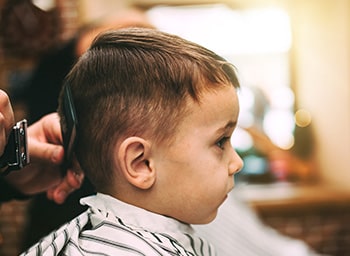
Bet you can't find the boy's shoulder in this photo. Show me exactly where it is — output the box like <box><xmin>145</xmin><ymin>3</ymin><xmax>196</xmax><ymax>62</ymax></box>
<box><xmin>20</xmin><ymin>208</ymin><xmax>166</xmax><ymax>255</ymax></box>
<box><xmin>21</xmin><ymin>202</ymin><xmax>215</xmax><ymax>256</ymax></box>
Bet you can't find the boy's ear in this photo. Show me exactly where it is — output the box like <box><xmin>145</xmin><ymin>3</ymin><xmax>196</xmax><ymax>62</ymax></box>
<box><xmin>117</xmin><ymin>137</ymin><xmax>155</xmax><ymax>189</ymax></box>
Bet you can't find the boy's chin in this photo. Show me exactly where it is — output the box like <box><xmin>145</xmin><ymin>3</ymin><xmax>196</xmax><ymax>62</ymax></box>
<box><xmin>169</xmin><ymin>208</ymin><xmax>220</xmax><ymax>225</ymax></box>
<box><xmin>192</xmin><ymin>210</ymin><xmax>219</xmax><ymax>225</ymax></box>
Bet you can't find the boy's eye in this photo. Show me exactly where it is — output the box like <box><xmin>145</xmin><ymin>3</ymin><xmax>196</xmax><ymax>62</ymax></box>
<box><xmin>216</xmin><ymin>136</ymin><xmax>230</xmax><ymax>150</ymax></box>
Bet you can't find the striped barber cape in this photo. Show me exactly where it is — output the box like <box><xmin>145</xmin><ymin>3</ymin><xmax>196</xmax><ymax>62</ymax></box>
<box><xmin>20</xmin><ymin>193</ymin><xmax>216</xmax><ymax>256</ymax></box>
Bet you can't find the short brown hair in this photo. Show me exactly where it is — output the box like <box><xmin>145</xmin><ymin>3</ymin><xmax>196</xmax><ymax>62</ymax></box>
<box><xmin>58</xmin><ymin>27</ymin><xmax>239</xmax><ymax>190</ymax></box>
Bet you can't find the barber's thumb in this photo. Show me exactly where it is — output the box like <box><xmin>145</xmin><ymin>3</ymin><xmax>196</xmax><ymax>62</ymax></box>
<box><xmin>29</xmin><ymin>140</ymin><xmax>64</xmax><ymax>164</ymax></box>
<box><xmin>50</xmin><ymin>146</ymin><xmax>65</xmax><ymax>164</ymax></box>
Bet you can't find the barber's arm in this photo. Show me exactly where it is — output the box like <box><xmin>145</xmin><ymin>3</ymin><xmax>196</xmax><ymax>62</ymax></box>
<box><xmin>0</xmin><ymin>90</ymin><xmax>83</xmax><ymax>203</ymax></box>
<box><xmin>4</xmin><ymin>113</ymin><xmax>84</xmax><ymax>203</ymax></box>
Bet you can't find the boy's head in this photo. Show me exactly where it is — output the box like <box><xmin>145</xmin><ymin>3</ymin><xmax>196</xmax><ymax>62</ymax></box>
<box><xmin>58</xmin><ymin>27</ymin><xmax>243</xmax><ymax>224</ymax></box>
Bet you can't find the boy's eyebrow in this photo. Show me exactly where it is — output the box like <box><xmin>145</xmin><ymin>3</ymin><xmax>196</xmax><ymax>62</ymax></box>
<box><xmin>216</xmin><ymin>121</ymin><xmax>237</xmax><ymax>134</ymax></box>
<box><xmin>226</xmin><ymin>121</ymin><xmax>237</xmax><ymax>129</ymax></box>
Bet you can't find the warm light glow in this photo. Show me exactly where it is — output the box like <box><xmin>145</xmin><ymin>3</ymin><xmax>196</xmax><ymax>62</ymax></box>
<box><xmin>32</xmin><ymin>0</ymin><xmax>56</xmax><ymax>11</ymax></box>
<box><xmin>269</xmin><ymin>87</ymin><xmax>295</xmax><ymax>109</ymax></box>
<box><xmin>231</xmin><ymin>127</ymin><xmax>254</xmax><ymax>151</ymax></box>
<box><xmin>148</xmin><ymin>4</ymin><xmax>295</xmax><ymax>152</ymax></box>
<box><xmin>263</xmin><ymin>110</ymin><xmax>295</xmax><ymax>149</ymax></box>
<box><xmin>147</xmin><ymin>5</ymin><xmax>292</xmax><ymax>55</ymax></box>
<box><xmin>237</xmin><ymin>86</ymin><xmax>255</xmax><ymax>128</ymax></box>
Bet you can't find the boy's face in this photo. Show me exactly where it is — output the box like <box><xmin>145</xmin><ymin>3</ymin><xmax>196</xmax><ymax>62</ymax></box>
<box><xmin>151</xmin><ymin>85</ymin><xmax>243</xmax><ymax>224</ymax></box>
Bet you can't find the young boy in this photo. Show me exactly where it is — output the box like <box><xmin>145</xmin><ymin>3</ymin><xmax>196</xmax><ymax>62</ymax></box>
<box><xmin>21</xmin><ymin>27</ymin><xmax>243</xmax><ymax>256</ymax></box>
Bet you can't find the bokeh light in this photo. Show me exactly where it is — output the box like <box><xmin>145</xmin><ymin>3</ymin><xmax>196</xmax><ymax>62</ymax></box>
<box><xmin>295</xmin><ymin>109</ymin><xmax>312</xmax><ymax>127</ymax></box>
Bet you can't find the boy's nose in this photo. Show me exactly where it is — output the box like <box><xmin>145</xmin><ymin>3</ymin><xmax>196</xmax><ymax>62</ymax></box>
<box><xmin>228</xmin><ymin>148</ymin><xmax>243</xmax><ymax>175</ymax></box>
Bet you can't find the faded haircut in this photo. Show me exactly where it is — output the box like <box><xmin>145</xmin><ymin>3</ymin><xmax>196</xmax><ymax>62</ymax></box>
<box><xmin>58</xmin><ymin>27</ymin><xmax>240</xmax><ymax>190</ymax></box>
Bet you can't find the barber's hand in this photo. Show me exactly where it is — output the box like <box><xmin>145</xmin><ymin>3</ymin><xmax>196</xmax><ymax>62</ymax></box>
<box><xmin>0</xmin><ymin>90</ymin><xmax>15</xmax><ymax>155</ymax></box>
<box><xmin>5</xmin><ymin>113</ymin><xmax>84</xmax><ymax>204</ymax></box>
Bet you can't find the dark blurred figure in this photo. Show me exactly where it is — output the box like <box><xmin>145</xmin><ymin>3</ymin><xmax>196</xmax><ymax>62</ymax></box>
<box><xmin>12</xmin><ymin>8</ymin><xmax>153</xmax><ymax>124</ymax></box>
<box><xmin>11</xmin><ymin>9</ymin><xmax>154</xmax><ymax>250</ymax></box>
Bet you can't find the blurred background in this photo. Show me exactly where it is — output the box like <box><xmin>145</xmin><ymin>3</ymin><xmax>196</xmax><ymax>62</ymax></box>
<box><xmin>0</xmin><ymin>0</ymin><xmax>349</xmax><ymax>255</ymax></box>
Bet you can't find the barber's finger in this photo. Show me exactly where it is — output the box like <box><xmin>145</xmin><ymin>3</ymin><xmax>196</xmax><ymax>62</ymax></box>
<box><xmin>0</xmin><ymin>90</ymin><xmax>14</xmax><ymax>155</ymax></box>
<box><xmin>47</xmin><ymin>170</ymin><xmax>84</xmax><ymax>204</ymax></box>
<box><xmin>0</xmin><ymin>90</ymin><xmax>14</xmax><ymax>131</ymax></box>
<box><xmin>0</xmin><ymin>121</ymin><xmax>6</xmax><ymax>155</ymax></box>
<box><xmin>27</xmin><ymin>113</ymin><xmax>62</xmax><ymax>144</ymax></box>
<box><xmin>29</xmin><ymin>139</ymin><xmax>65</xmax><ymax>165</ymax></box>
<box><xmin>40</xmin><ymin>113</ymin><xmax>62</xmax><ymax>144</ymax></box>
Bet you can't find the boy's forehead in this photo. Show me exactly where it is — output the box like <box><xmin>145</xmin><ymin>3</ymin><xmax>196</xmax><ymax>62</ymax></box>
<box><xmin>184</xmin><ymin>86</ymin><xmax>239</xmax><ymax>127</ymax></box>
